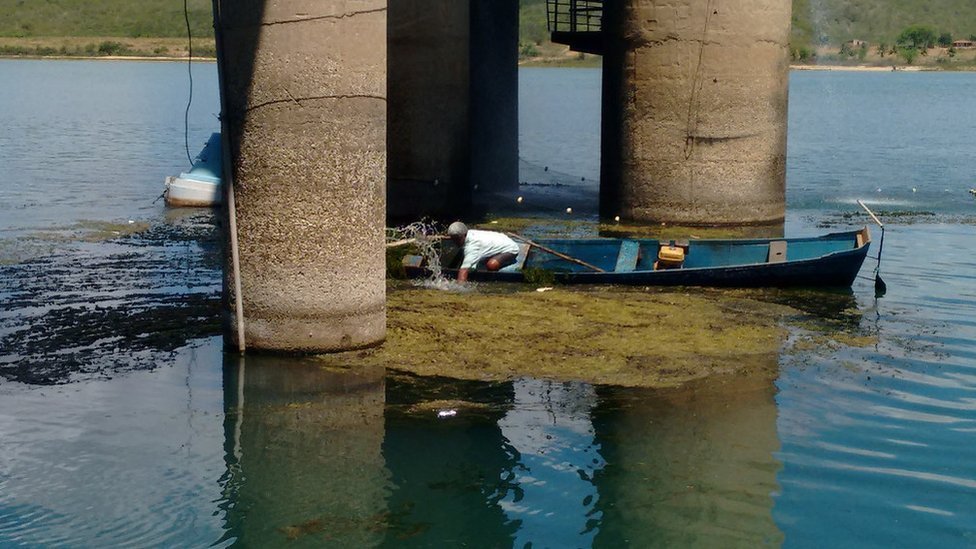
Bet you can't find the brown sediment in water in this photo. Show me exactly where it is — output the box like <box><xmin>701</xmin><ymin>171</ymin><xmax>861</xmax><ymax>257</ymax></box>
<box><xmin>26</xmin><ymin>219</ymin><xmax>152</xmax><ymax>243</ymax></box>
<box><xmin>314</xmin><ymin>284</ymin><xmax>798</xmax><ymax>388</ymax></box>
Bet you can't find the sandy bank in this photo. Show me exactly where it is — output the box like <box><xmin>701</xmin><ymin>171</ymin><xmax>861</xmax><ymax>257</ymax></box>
<box><xmin>791</xmin><ymin>64</ymin><xmax>924</xmax><ymax>72</ymax></box>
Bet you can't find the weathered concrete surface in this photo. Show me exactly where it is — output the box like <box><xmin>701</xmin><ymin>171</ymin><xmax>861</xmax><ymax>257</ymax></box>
<box><xmin>601</xmin><ymin>0</ymin><xmax>791</xmax><ymax>225</ymax></box>
<box><xmin>216</xmin><ymin>0</ymin><xmax>386</xmax><ymax>351</ymax></box>
<box><xmin>387</xmin><ymin>0</ymin><xmax>519</xmax><ymax>221</ymax></box>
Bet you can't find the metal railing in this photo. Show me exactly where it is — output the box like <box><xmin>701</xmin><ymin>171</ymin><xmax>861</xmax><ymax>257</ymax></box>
<box><xmin>546</xmin><ymin>0</ymin><xmax>603</xmax><ymax>34</ymax></box>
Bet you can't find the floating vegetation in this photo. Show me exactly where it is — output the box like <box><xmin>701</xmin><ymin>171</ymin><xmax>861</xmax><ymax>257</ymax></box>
<box><xmin>314</xmin><ymin>284</ymin><xmax>794</xmax><ymax>388</ymax></box>
<box><xmin>598</xmin><ymin>223</ymin><xmax>779</xmax><ymax>240</ymax></box>
<box><xmin>521</xmin><ymin>266</ymin><xmax>556</xmax><ymax>285</ymax></box>
<box><xmin>477</xmin><ymin>216</ymin><xmax>780</xmax><ymax>241</ymax></box>
<box><xmin>473</xmin><ymin>216</ymin><xmax>591</xmax><ymax>237</ymax></box>
<box><xmin>0</xmin><ymin>216</ymin><xmax>221</xmax><ymax>384</ymax></box>
<box><xmin>26</xmin><ymin>219</ymin><xmax>151</xmax><ymax>243</ymax></box>
<box><xmin>815</xmin><ymin>209</ymin><xmax>944</xmax><ymax>227</ymax></box>
<box><xmin>400</xmin><ymin>399</ymin><xmax>494</xmax><ymax>417</ymax></box>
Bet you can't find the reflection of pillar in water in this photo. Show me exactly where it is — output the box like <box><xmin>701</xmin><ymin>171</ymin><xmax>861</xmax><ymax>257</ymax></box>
<box><xmin>218</xmin><ymin>356</ymin><xmax>388</xmax><ymax>546</ymax></box>
<box><xmin>590</xmin><ymin>376</ymin><xmax>784</xmax><ymax>546</ymax></box>
<box><xmin>379</xmin><ymin>377</ymin><xmax>518</xmax><ymax>547</ymax></box>
<box><xmin>497</xmin><ymin>379</ymin><xmax>606</xmax><ymax>548</ymax></box>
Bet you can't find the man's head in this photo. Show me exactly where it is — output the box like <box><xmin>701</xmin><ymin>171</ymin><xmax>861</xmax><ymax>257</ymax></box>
<box><xmin>447</xmin><ymin>221</ymin><xmax>468</xmax><ymax>245</ymax></box>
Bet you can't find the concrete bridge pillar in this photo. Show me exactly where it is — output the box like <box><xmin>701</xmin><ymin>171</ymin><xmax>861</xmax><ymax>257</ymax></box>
<box><xmin>600</xmin><ymin>0</ymin><xmax>791</xmax><ymax>225</ymax></box>
<box><xmin>215</xmin><ymin>0</ymin><xmax>386</xmax><ymax>351</ymax></box>
<box><xmin>387</xmin><ymin>0</ymin><xmax>519</xmax><ymax>221</ymax></box>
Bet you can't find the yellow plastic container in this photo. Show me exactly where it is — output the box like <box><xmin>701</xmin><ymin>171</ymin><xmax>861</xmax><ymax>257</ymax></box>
<box><xmin>658</xmin><ymin>245</ymin><xmax>685</xmax><ymax>265</ymax></box>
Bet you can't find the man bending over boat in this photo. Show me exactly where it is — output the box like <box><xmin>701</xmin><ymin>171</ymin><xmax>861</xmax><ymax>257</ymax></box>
<box><xmin>447</xmin><ymin>221</ymin><xmax>520</xmax><ymax>282</ymax></box>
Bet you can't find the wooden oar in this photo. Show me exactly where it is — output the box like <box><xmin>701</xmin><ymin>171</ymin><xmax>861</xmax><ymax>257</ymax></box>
<box><xmin>506</xmin><ymin>232</ymin><xmax>606</xmax><ymax>273</ymax></box>
<box><xmin>385</xmin><ymin>235</ymin><xmax>449</xmax><ymax>248</ymax></box>
<box><xmin>386</xmin><ymin>238</ymin><xmax>416</xmax><ymax>248</ymax></box>
<box><xmin>857</xmin><ymin>200</ymin><xmax>887</xmax><ymax>296</ymax></box>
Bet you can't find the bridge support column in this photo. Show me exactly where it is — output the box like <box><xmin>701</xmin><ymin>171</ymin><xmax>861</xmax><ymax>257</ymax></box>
<box><xmin>216</xmin><ymin>0</ymin><xmax>386</xmax><ymax>352</ymax></box>
<box><xmin>388</xmin><ymin>0</ymin><xmax>518</xmax><ymax>221</ymax></box>
<box><xmin>600</xmin><ymin>0</ymin><xmax>791</xmax><ymax>225</ymax></box>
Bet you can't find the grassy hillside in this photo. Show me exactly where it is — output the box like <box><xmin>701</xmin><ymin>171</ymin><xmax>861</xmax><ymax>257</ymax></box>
<box><xmin>519</xmin><ymin>0</ymin><xmax>976</xmax><ymax>50</ymax></box>
<box><xmin>791</xmin><ymin>0</ymin><xmax>976</xmax><ymax>47</ymax></box>
<box><xmin>1</xmin><ymin>0</ymin><xmax>974</xmax><ymax>60</ymax></box>
<box><xmin>0</xmin><ymin>0</ymin><xmax>213</xmax><ymax>38</ymax></box>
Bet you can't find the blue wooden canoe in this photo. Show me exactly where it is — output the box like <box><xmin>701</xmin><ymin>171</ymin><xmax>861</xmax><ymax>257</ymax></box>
<box><xmin>402</xmin><ymin>227</ymin><xmax>872</xmax><ymax>288</ymax></box>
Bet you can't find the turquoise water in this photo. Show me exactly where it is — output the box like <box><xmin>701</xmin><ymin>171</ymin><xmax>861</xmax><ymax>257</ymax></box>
<box><xmin>2</xmin><ymin>60</ymin><xmax>976</xmax><ymax>547</ymax></box>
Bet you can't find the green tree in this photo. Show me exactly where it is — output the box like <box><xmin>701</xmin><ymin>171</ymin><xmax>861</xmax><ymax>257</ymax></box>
<box><xmin>899</xmin><ymin>46</ymin><xmax>918</xmax><ymax>64</ymax></box>
<box><xmin>897</xmin><ymin>25</ymin><xmax>937</xmax><ymax>50</ymax></box>
<box><xmin>938</xmin><ymin>32</ymin><xmax>953</xmax><ymax>47</ymax></box>
<box><xmin>857</xmin><ymin>43</ymin><xmax>868</xmax><ymax>61</ymax></box>
<box><xmin>876</xmin><ymin>42</ymin><xmax>887</xmax><ymax>57</ymax></box>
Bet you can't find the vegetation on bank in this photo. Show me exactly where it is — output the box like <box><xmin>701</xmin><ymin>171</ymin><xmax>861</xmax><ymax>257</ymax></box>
<box><xmin>1</xmin><ymin>0</ymin><xmax>975</xmax><ymax>69</ymax></box>
<box><xmin>0</xmin><ymin>37</ymin><xmax>215</xmax><ymax>59</ymax></box>
<box><xmin>0</xmin><ymin>0</ymin><xmax>213</xmax><ymax>39</ymax></box>
<box><xmin>790</xmin><ymin>24</ymin><xmax>976</xmax><ymax>70</ymax></box>
<box><xmin>0</xmin><ymin>0</ymin><xmax>214</xmax><ymax>59</ymax></box>
<box><xmin>790</xmin><ymin>0</ymin><xmax>976</xmax><ymax>53</ymax></box>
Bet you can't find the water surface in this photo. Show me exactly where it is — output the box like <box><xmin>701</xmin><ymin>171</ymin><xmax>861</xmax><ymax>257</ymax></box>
<box><xmin>2</xmin><ymin>60</ymin><xmax>976</xmax><ymax>547</ymax></box>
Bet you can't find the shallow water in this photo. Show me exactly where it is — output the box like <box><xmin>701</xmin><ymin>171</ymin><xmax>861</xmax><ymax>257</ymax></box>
<box><xmin>2</xmin><ymin>60</ymin><xmax>976</xmax><ymax>547</ymax></box>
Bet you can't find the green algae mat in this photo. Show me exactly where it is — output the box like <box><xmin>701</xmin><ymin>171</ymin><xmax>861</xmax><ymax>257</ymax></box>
<box><xmin>316</xmin><ymin>284</ymin><xmax>805</xmax><ymax>388</ymax></box>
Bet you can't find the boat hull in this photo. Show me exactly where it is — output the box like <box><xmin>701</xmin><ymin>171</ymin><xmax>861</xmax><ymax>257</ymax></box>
<box><xmin>164</xmin><ymin>176</ymin><xmax>222</xmax><ymax>207</ymax></box>
<box><xmin>403</xmin><ymin>228</ymin><xmax>872</xmax><ymax>289</ymax></box>
<box><xmin>164</xmin><ymin>132</ymin><xmax>223</xmax><ymax>208</ymax></box>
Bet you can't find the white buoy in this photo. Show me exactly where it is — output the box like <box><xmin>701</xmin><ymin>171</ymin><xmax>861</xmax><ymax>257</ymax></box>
<box><xmin>566</xmin><ymin>207</ymin><xmax>573</xmax><ymax>214</ymax></box>
<box><xmin>912</xmin><ymin>187</ymin><xmax>917</xmax><ymax>193</ymax></box>
<box><xmin>517</xmin><ymin>196</ymin><xmax>523</xmax><ymax>203</ymax></box>
<box><xmin>614</xmin><ymin>215</ymin><xmax>620</xmax><ymax>222</ymax></box>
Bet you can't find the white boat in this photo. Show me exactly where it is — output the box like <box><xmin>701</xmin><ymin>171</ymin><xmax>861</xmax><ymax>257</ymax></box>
<box><xmin>164</xmin><ymin>132</ymin><xmax>223</xmax><ymax>207</ymax></box>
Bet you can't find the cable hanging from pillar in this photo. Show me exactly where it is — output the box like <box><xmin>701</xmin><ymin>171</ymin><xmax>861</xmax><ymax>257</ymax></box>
<box><xmin>684</xmin><ymin>0</ymin><xmax>715</xmax><ymax>162</ymax></box>
<box><xmin>211</xmin><ymin>0</ymin><xmax>247</xmax><ymax>353</ymax></box>
<box><xmin>183</xmin><ymin>0</ymin><xmax>194</xmax><ymax>167</ymax></box>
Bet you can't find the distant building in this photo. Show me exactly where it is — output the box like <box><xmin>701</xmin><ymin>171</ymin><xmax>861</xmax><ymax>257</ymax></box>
<box><xmin>845</xmin><ymin>39</ymin><xmax>867</xmax><ymax>48</ymax></box>
<box><xmin>952</xmin><ymin>40</ymin><xmax>975</xmax><ymax>49</ymax></box>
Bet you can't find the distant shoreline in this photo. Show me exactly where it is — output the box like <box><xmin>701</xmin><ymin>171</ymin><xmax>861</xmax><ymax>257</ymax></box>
<box><xmin>0</xmin><ymin>54</ymin><xmax>216</xmax><ymax>62</ymax></box>
<box><xmin>1</xmin><ymin>54</ymin><xmax>973</xmax><ymax>73</ymax></box>
<box><xmin>790</xmin><ymin>64</ymin><xmax>924</xmax><ymax>72</ymax></box>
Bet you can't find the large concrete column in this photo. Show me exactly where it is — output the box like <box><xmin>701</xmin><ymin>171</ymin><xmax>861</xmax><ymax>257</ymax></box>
<box><xmin>601</xmin><ymin>0</ymin><xmax>791</xmax><ymax>225</ymax></box>
<box><xmin>387</xmin><ymin>0</ymin><xmax>519</xmax><ymax>221</ymax></box>
<box><xmin>215</xmin><ymin>1</ymin><xmax>386</xmax><ymax>351</ymax></box>
<box><xmin>470</xmin><ymin>0</ymin><xmax>519</xmax><ymax>199</ymax></box>
<box><xmin>388</xmin><ymin>1</ymin><xmax>471</xmax><ymax>220</ymax></box>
